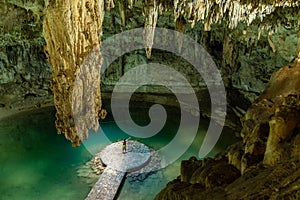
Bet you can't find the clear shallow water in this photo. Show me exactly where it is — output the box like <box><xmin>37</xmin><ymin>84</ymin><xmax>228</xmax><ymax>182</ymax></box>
<box><xmin>0</xmin><ymin>104</ymin><xmax>238</xmax><ymax>200</ymax></box>
<box><xmin>0</xmin><ymin>107</ymin><xmax>92</xmax><ymax>200</ymax></box>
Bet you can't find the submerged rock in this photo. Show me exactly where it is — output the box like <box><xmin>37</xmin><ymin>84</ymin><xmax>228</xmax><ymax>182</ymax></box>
<box><xmin>76</xmin><ymin>155</ymin><xmax>106</xmax><ymax>186</ymax></box>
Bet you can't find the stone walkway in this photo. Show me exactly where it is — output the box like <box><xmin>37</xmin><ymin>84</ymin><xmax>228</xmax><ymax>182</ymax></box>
<box><xmin>85</xmin><ymin>167</ymin><xmax>125</xmax><ymax>200</ymax></box>
<box><xmin>85</xmin><ymin>140</ymin><xmax>151</xmax><ymax>200</ymax></box>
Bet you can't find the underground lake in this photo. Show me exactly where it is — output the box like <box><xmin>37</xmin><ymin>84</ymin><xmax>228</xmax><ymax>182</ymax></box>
<box><xmin>0</xmin><ymin>101</ymin><xmax>238</xmax><ymax>200</ymax></box>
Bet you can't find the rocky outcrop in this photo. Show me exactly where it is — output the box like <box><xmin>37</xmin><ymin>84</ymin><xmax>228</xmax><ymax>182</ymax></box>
<box><xmin>156</xmin><ymin>60</ymin><xmax>300</xmax><ymax>199</ymax></box>
<box><xmin>241</xmin><ymin>61</ymin><xmax>300</xmax><ymax>169</ymax></box>
<box><xmin>181</xmin><ymin>156</ymin><xmax>240</xmax><ymax>188</ymax></box>
<box><xmin>156</xmin><ymin>159</ymin><xmax>300</xmax><ymax>200</ymax></box>
<box><xmin>43</xmin><ymin>0</ymin><xmax>107</xmax><ymax>146</ymax></box>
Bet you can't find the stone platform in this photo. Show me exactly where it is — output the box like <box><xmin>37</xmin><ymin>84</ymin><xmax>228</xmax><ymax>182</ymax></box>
<box><xmin>85</xmin><ymin>140</ymin><xmax>151</xmax><ymax>200</ymax></box>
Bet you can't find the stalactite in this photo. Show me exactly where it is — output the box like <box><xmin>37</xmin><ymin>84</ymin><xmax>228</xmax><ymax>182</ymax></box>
<box><xmin>43</xmin><ymin>0</ymin><xmax>106</xmax><ymax>146</ymax></box>
<box><xmin>105</xmin><ymin>0</ymin><xmax>115</xmax><ymax>11</ymax></box>
<box><xmin>128</xmin><ymin>0</ymin><xmax>134</xmax><ymax>8</ymax></box>
<box><xmin>118</xmin><ymin>0</ymin><xmax>126</xmax><ymax>26</ymax></box>
<box><xmin>296</xmin><ymin>15</ymin><xmax>300</xmax><ymax>62</ymax></box>
<box><xmin>267</xmin><ymin>31</ymin><xmax>276</xmax><ymax>53</ymax></box>
<box><xmin>143</xmin><ymin>0</ymin><xmax>159</xmax><ymax>59</ymax></box>
<box><xmin>173</xmin><ymin>0</ymin><xmax>299</xmax><ymax>31</ymax></box>
<box><xmin>175</xmin><ymin>16</ymin><xmax>186</xmax><ymax>33</ymax></box>
<box><xmin>113</xmin><ymin>0</ymin><xmax>299</xmax><ymax>59</ymax></box>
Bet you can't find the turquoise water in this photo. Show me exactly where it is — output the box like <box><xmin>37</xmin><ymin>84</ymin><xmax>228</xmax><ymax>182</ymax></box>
<box><xmin>100</xmin><ymin>102</ymin><xmax>237</xmax><ymax>200</ymax></box>
<box><xmin>0</xmin><ymin>103</ymin><xmax>237</xmax><ymax>200</ymax></box>
<box><xmin>0</xmin><ymin>107</ymin><xmax>92</xmax><ymax>200</ymax></box>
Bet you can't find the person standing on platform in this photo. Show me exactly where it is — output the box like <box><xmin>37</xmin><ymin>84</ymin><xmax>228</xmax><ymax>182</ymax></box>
<box><xmin>122</xmin><ymin>139</ymin><xmax>127</xmax><ymax>153</ymax></box>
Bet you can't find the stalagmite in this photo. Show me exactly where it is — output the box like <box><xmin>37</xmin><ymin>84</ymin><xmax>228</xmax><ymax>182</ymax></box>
<box><xmin>43</xmin><ymin>0</ymin><xmax>106</xmax><ymax>146</ymax></box>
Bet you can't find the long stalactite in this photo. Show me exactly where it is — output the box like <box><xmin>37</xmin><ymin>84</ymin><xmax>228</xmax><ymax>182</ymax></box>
<box><xmin>43</xmin><ymin>0</ymin><xmax>106</xmax><ymax>146</ymax></box>
<box><xmin>297</xmin><ymin>16</ymin><xmax>300</xmax><ymax>62</ymax></box>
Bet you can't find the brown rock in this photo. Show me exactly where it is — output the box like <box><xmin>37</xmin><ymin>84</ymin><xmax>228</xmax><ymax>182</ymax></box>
<box><xmin>180</xmin><ymin>156</ymin><xmax>201</xmax><ymax>183</ymax></box>
<box><xmin>240</xmin><ymin>62</ymin><xmax>300</xmax><ymax>171</ymax></box>
<box><xmin>264</xmin><ymin>95</ymin><xmax>300</xmax><ymax>165</ymax></box>
<box><xmin>156</xmin><ymin>61</ymin><xmax>300</xmax><ymax>199</ymax></box>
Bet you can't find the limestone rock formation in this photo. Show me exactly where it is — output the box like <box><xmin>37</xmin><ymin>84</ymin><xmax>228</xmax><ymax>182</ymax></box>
<box><xmin>1</xmin><ymin>0</ymin><xmax>299</xmax><ymax>145</ymax></box>
<box><xmin>43</xmin><ymin>0</ymin><xmax>106</xmax><ymax>146</ymax></box>
<box><xmin>245</xmin><ymin>61</ymin><xmax>300</xmax><ymax>167</ymax></box>
<box><xmin>156</xmin><ymin>60</ymin><xmax>300</xmax><ymax>199</ymax></box>
<box><xmin>157</xmin><ymin>158</ymin><xmax>300</xmax><ymax>200</ymax></box>
<box><xmin>0</xmin><ymin>2</ymin><xmax>52</xmax><ymax>111</ymax></box>
<box><xmin>1</xmin><ymin>1</ymin><xmax>300</xmax><ymax>198</ymax></box>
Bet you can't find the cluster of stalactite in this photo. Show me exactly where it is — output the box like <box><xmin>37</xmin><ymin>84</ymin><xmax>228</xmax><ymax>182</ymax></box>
<box><xmin>42</xmin><ymin>0</ymin><xmax>299</xmax><ymax>145</ymax></box>
<box><xmin>125</xmin><ymin>0</ymin><xmax>300</xmax><ymax>60</ymax></box>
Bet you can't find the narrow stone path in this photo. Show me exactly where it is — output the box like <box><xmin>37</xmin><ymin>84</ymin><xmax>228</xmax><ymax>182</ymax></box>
<box><xmin>85</xmin><ymin>140</ymin><xmax>151</xmax><ymax>200</ymax></box>
<box><xmin>85</xmin><ymin>167</ymin><xmax>125</xmax><ymax>200</ymax></box>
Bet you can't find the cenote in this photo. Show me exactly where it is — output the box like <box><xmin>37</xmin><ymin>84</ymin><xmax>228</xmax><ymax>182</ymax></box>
<box><xmin>0</xmin><ymin>101</ymin><xmax>238</xmax><ymax>200</ymax></box>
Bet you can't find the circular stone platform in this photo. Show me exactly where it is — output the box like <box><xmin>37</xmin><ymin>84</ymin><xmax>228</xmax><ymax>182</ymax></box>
<box><xmin>99</xmin><ymin>140</ymin><xmax>151</xmax><ymax>172</ymax></box>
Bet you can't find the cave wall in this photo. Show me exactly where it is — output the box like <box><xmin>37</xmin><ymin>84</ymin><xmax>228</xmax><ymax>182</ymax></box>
<box><xmin>83</xmin><ymin>3</ymin><xmax>299</xmax><ymax>130</ymax></box>
<box><xmin>0</xmin><ymin>2</ymin><xmax>52</xmax><ymax>110</ymax></box>
<box><xmin>100</xmin><ymin>4</ymin><xmax>298</xmax><ymax>103</ymax></box>
<box><xmin>0</xmin><ymin>0</ymin><xmax>299</xmax><ymax>134</ymax></box>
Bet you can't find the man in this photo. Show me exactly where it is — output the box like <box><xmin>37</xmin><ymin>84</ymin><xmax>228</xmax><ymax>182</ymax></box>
<box><xmin>122</xmin><ymin>139</ymin><xmax>127</xmax><ymax>153</ymax></box>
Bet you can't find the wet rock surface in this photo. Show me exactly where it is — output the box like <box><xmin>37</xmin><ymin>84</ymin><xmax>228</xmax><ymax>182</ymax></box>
<box><xmin>155</xmin><ymin>61</ymin><xmax>300</xmax><ymax>199</ymax></box>
<box><xmin>76</xmin><ymin>158</ymin><xmax>105</xmax><ymax>187</ymax></box>
<box><xmin>0</xmin><ymin>2</ymin><xmax>52</xmax><ymax>110</ymax></box>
